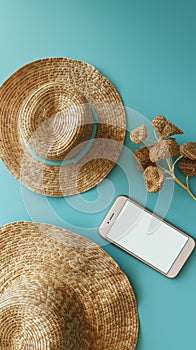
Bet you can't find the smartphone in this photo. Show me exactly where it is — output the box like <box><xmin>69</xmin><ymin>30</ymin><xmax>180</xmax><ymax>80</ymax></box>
<box><xmin>99</xmin><ymin>195</ymin><xmax>195</xmax><ymax>278</ymax></box>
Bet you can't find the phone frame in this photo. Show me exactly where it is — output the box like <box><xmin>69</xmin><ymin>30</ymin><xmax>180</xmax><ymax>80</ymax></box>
<box><xmin>99</xmin><ymin>195</ymin><xmax>195</xmax><ymax>278</ymax></box>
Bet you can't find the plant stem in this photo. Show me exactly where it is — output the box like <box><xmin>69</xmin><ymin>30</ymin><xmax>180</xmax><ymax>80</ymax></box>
<box><xmin>158</xmin><ymin>159</ymin><xmax>196</xmax><ymax>200</ymax></box>
<box><xmin>186</xmin><ymin>176</ymin><xmax>189</xmax><ymax>189</ymax></box>
<box><xmin>146</xmin><ymin>139</ymin><xmax>157</xmax><ymax>143</ymax></box>
<box><xmin>158</xmin><ymin>165</ymin><xmax>172</xmax><ymax>175</ymax></box>
<box><xmin>170</xmin><ymin>156</ymin><xmax>195</xmax><ymax>200</ymax></box>
<box><xmin>153</xmin><ymin>129</ymin><xmax>159</xmax><ymax>141</ymax></box>
<box><xmin>166</xmin><ymin>158</ymin><xmax>172</xmax><ymax>172</ymax></box>
<box><xmin>171</xmin><ymin>155</ymin><xmax>183</xmax><ymax>171</ymax></box>
<box><xmin>172</xmin><ymin>174</ymin><xmax>196</xmax><ymax>201</ymax></box>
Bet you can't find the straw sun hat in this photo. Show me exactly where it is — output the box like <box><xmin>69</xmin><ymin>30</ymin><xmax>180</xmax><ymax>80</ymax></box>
<box><xmin>0</xmin><ymin>221</ymin><xmax>139</xmax><ymax>349</ymax></box>
<box><xmin>0</xmin><ymin>58</ymin><xmax>126</xmax><ymax>196</ymax></box>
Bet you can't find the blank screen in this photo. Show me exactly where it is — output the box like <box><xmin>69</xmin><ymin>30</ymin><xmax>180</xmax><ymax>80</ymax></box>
<box><xmin>107</xmin><ymin>201</ymin><xmax>188</xmax><ymax>273</ymax></box>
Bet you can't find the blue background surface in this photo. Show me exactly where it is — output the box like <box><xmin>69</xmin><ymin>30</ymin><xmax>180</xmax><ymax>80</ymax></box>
<box><xmin>0</xmin><ymin>1</ymin><xmax>196</xmax><ymax>349</ymax></box>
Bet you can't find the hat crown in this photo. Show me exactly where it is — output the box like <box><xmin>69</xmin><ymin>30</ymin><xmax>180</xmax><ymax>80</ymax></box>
<box><xmin>18</xmin><ymin>83</ymin><xmax>94</xmax><ymax>161</ymax></box>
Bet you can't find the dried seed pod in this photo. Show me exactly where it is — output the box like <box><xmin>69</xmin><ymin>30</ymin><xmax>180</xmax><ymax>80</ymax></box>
<box><xmin>130</xmin><ymin>125</ymin><xmax>148</xmax><ymax>144</ymax></box>
<box><xmin>178</xmin><ymin>157</ymin><xmax>196</xmax><ymax>176</ymax></box>
<box><xmin>149</xmin><ymin>138</ymin><xmax>179</xmax><ymax>162</ymax></box>
<box><xmin>161</xmin><ymin>121</ymin><xmax>183</xmax><ymax>138</ymax></box>
<box><xmin>152</xmin><ymin>115</ymin><xmax>166</xmax><ymax>134</ymax></box>
<box><xmin>143</xmin><ymin>166</ymin><xmax>164</xmax><ymax>193</ymax></box>
<box><xmin>152</xmin><ymin>116</ymin><xmax>183</xmax><ymax>138</ymax></box>
<box><xmin>133</xmin><ymin>146</ymin><xmax>155</xmax><ymax>172</ymax></box>
<box><xmin>180</xmin><ymin>142</ymin><xmax>196</xmax><ymax>161</ymax></box>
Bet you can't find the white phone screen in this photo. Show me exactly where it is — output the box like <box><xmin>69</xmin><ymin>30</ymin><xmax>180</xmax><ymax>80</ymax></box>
<box><xmin>107</xmin><ymin>200</ymin><xmax>188</xmax><ymax>273</ymax></box>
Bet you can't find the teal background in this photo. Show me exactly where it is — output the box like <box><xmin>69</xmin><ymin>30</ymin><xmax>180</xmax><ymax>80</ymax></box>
<box><xmin>0</xmin><ymin>1</ymin><xmax>196</xmax><ymax>349</ymax></box>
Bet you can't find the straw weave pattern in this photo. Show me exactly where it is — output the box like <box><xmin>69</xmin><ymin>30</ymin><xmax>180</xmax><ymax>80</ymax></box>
<box><xmin>0</xmin><ymin>222</ymin><xmax>138</xmax><ymax>349</ymax></box>
<box><xmin>19</xmin><ymin>83</ymin><xmax>94</xmax><ymax>161</ymax></box>
<box><xmin>0</xmin><ymin>58</ymin><xmax>126</xmax><ymax>196</ymax></box>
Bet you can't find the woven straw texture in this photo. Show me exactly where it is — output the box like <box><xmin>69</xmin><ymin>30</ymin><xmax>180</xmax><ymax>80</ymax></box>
<box><xmin>0</xmin><ymin>221</ymin><xmax>138</xmax><ymax>350</ymax></box>
<box><xmin>0</xmin><ymin>58</ymin><xmax>126</xmax><ymax>196</ymax></box>
<box><xmin>180</xmin><ymin>142</ymin><xmax>196</xmax><ymax>161</ymax></box>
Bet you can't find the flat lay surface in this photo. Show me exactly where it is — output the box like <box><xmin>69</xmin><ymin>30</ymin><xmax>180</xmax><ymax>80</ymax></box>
<box><xmin>0</xmin><ymin>1</ymin><xmax>196</xmax><ymax>349</ymax></box>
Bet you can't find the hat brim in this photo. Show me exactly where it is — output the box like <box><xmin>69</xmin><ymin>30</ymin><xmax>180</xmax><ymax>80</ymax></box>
<box><xmin>0</xmin><ymin>58</ymin><xmax>126</xmax><ymax>196</ymax></box>
<box><xmin>0</xmin><ymin>221</ymin><xmax>138</xmax><ymax>349</ymax></box>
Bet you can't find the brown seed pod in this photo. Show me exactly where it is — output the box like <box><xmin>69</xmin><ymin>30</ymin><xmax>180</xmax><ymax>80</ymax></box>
<box><xmin>180</xmin><ymin>142</ymin><xmax>196</xmax><ymax>161</ymax></box>
<box><xmin>152</xmin><ymin>115</ymin><xmax>166</xmax><ymax>134</ymax></box>
<box><xmin>130</xmin><ymin>125</ymin><xmax>148</xmax><ymax>144</ymax></box>
<box><xmin>149</xmin><ymin>138</ymin><xmax>179</xmax><ymax>163</ymax></box>
<box><xmin>133</xmin><ymin>146</ymin><xmax>155</xmax><ymax>172</ymax></box>
<box><xmin>161</xmin><ymin>121</ymin><xmax>183</xmax><ymax>138</ymax></box>
<box><xmin>178</xmin><ymin>157</ymin><xmax>196</xmax><ymax>176</ymax></box>
<box><xmin>143</xmin><ymin>166</ymin><xmax>164</xmax><ymax>193</ymax></box>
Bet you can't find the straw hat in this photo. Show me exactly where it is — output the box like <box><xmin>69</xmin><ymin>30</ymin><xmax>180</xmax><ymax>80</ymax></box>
<box><xmin>0</xmin><ymin>221</ymin><xmax>138</xmax><ymax>349</ymax></box>
<box><xmin>0</xmin><ymin>58</ymin><xmax>126</xmax><ymax>196</ymax></box>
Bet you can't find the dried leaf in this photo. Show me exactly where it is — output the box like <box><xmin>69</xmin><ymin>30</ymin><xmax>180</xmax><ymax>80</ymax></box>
<box><xmin>152</xmin><ymin>115</ymin><xmax>183</xmax><ymax>138</ymax></box>
<box><xmin>180</xmin><ymin>142</ymin><xmax>196</xmax><ymax>161</ymax></box>
<box><xmin>178</xmin><ymin>157</ymin><xmax>196</xmax><ymax>176</ymax></box>
<box><xmin>143</xmin><ymin>166</ymin><xmax>164</xmax><ymax>193</ymax></box>
<box><xmin>152</xmin><ymin>115</ymin><xmax>166</xmax><ymax>134</ymax></box>
<box><xmin>130</xmin><ymin>125</ymin><xmax>148</xmax><ymax>144</ymax></box>
<box><xmin>161</xmin><ymin>121</ymin><xmax>183</xmax><ymax>138</ymax></box>
<box><xmin>149</xmin><ymin>138</ymin><xmax>179</xmax><ymax>162</ymax></box>
<box><xmin>133</xmin><ymin>146</ymin><xmax>155</xmax><ymax>172</ymax></box>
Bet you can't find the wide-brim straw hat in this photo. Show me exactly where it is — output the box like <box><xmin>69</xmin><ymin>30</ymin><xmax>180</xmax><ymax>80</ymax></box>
<box><xmin>0</xmin><ymin>221</ymin><xmax>139</xmax><ymax>349</ymax></box>
<box><xmin>0</xmin><ymin>58</ymin><xmax>126</xmax><ymax>196</ymax></box>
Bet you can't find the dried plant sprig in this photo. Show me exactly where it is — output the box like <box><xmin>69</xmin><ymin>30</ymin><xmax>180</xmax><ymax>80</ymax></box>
<box><xmin>130</xmin><ymin>117</ymin><xmax>196</xmax><ymax>200</ymax></box>
<box><xmin>130</xmin><ymin>125</ymin><xmax>148</xmax><ymax>144</ymax></box>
